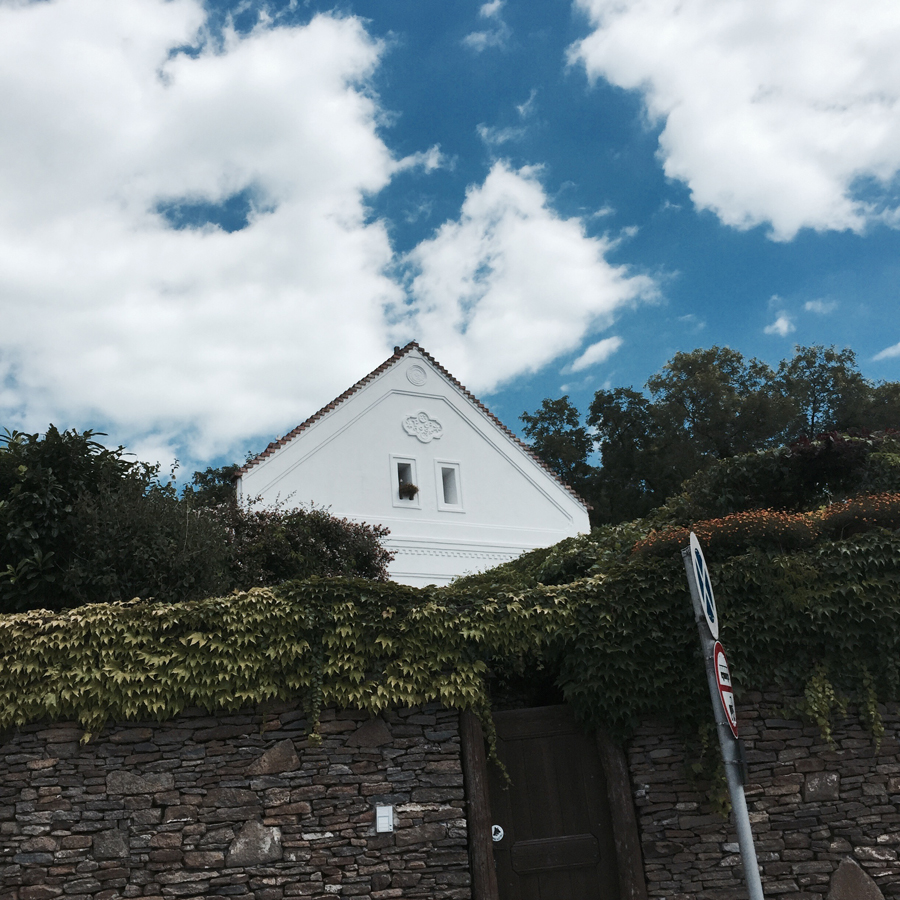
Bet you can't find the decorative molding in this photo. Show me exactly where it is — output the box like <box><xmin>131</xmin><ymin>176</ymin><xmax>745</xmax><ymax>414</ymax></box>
<box><xmin>389</xmin><ymin>547</ymin><xmax>519</xmax><ymax>561</ymax></box>
<box><xmin>402</xmin><ymin>411</ymin><xmax>443</xmax><ymax>443</ymax></box>
<box><xmin>406</xmin><ymin>364</ymin><xmax>427</xmax><ymax>386</ymax></box>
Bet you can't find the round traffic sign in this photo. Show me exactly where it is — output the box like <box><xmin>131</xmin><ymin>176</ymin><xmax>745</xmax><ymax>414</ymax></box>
<box><xmin>690</xmin><ymin>532</ymin><xmax>719</xmax><ymax>639</ymax></box>
<box><xmin>713</xmin><ymin>641</ymin><xmax>738</xmax><ymax>738</ymax></box>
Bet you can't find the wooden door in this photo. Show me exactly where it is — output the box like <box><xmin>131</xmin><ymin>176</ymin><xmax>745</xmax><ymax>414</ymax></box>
<box><xmin>487</xmin><ymin>706</ymin><xmax>621</xmax><ymax>900</ymax></box>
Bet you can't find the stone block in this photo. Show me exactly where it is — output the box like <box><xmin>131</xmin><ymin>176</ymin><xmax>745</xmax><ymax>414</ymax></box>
<box><xmin>106</xmin><ymin>772</ymin><xmax>174</xmax><ymax>795</ymax></box>
<box><xmin>184</xmin><ymin>851</ymin><xmax>225</xmax><ymax>869</ymax></box>
<box><xmin>855</xmin><ymin>845</ymin><xmax>897</xmax><ymax>862</ymax></box>
<box><xmin>827</xmin><ymin>857</ymin><xmax>884</xmax><ymax>900</ymax></box>
<box><xmin>346</xmin><ymin>720</ymin><xmax>392</xmax><ymax>749</ymax></box>
<box><xmin>20</xmin><ymin>887</ymin><xmax>63</xmax><ymax>900</ymax></box>
<box><xmin>804</xmin><ymin>772</ymin><xmax>840</xmax><ymax>802</ymax></box>
<box><xmin>394</xmin><ymin>824</ymin><xmax>447</xmax><ymax>847</ymax></box>
<box><xmin>204</xmin><ymin>789</ymin><xmax>259</xmax><ymax>808</ymax></box>
<box><xmin>247</xmin><ymin>741</ymin><xmax>300</xmax><ymax>777</ymax></box>
<box><xmin>93</xmin><ymin>830</ymin><xmax>129</xmax><ymax>860</ymax></box>
<box><xmin>226</xmin><ymin>821</ymin><xmax>283</xmax><ymax>867</ymax></box>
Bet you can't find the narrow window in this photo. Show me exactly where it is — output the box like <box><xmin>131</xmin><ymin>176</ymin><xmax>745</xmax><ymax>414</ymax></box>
<box><xmin>435</xmin><ymin>460</ymin><xmax>463</xmax><ymax>511</ymax></box>
<box><xmin>441</xmin><ymin>466</ymin><xmax>458</xmax><ymax>506</ymax></box>
<box><xmin>391</xmin><ymin>455</ymin><xmax>420</xmax><ymax>507</ymax></box>
<box><xmin>397</xmin><ymin>462</ymin><xmax>418</xmax><ymax>501</ymax></box>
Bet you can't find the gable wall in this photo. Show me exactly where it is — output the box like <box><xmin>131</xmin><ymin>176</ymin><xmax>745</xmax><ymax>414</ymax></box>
<box><xmin>238</xmin><ymin>351</ymin><xmax>589</xmax><ymax>585</ymax></box>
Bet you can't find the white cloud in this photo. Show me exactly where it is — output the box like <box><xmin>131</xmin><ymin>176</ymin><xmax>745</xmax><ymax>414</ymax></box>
<box><xmin>569</xmin><ymin>336</ymin><xmax>624</xmax><ymax>372</ymax></box>
<box><xmin>764</xmin><ymin>314</ymin><xmax>796</xmax><ymax>337</ymax></box>
<box><xmin>395</xmin><ymin>162</ymin><xmax>654</xmax><ymax>392</ymax></box>
<box><xmin>805</xmin><ymin>299</ymin><xmax>838</xmax><ymax>315</ymax></box>
<box><xmin>463</xmin><ymin>0</ymin><xmax>510</xmax><ymax>51</ymax></box>
<box><xmin>0</xmin><ymin>0</ymin><xmax>402</xmax><ymax>463</ymax></box>
<box><xmin>874</xmin><ymin>342</ymin><xmax>900</xmax><ymax>360</ymax></box>
<box><xmin>394</xmin><ymin>145</ymin><xmax>446</xmax><ymax>174</ymax></box>
<box><xmin>0</xmin><ymin>0</ymin><xmax>658</xmax><ymax>470</ymax></box>
<box><xmin>570</xmin><ymin>0</ymin><xmax>900</xmax><ymax>240</ymax></box>
<box><xmin>679</xmin><ymin>313</ymin><xmax>706</xmax><ymax>331</ymax></box>
<box><xmin>516</xmin><ymin>89</ymin><xmax>538</xmax><ymax>119</ymax></box>
<box><xmin>477</xmin><ymin>123</ymin><xmax>527</xmax><ymax>147</ymax></box>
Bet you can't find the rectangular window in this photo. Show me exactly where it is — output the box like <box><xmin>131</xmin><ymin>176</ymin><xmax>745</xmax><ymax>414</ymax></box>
<box><xmin>390</xmin><ymin>455</ymin><xmax>420</xmax><ymax>508</ymax></box>
<box><xmin>441</xmin><ymin>466</ymin><xmax>459</xmax><ymax>505</ymax></box>
<box><xmin>435</xmin><ymin>460</ymin><xmax>463</xmax><ymax>512</ymax></box>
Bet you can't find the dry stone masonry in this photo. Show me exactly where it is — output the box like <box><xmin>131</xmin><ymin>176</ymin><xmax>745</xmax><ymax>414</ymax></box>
<box><xmin>0</xmin><ymin>703</ymin><xmax>470</xmax><ymax>900</ymax></box>
<box><xmin>3</xmin><ymin>690</ymin><xmax>900</xmax><ymax>899</ymax></box>
<box><xmin>629</xmin><ymin>691</ymin><xmax>900</xmax><ymax>900</ymax></box>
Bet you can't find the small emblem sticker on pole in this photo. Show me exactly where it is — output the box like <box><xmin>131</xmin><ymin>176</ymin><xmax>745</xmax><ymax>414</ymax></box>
<box><xmin>714</xmin><ymin>641</ymin><xmax>739</xmax><ymax>738</ymax></box>
<box><xmin>690</xmin><ymin>531</ymin><xmax>719</xmax><ymax>639</ymax></box>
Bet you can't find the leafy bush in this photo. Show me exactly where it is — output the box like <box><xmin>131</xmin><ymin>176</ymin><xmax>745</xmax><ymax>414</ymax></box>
<box><xmin>818</xmin><ymin>491</ymin><xmax>900</xmax><ymax>539</ymax></box>
<box><xmin>633</xmin><ymin>510</ymin><xmax>820</xmax><ymax>559</ymax></box>
<box><xmin>0</xmin><ymin>427</ymin><xmax>393</xmax><ymax>613</ymax></box>
<box><xmin>633</xmin><ymin>492</ymin><xmax>900</xmax><ymax>560</ymax></box>
<box><xmin>666</xmin><ymin>430</ymin><xmax>900</xmax><ymax>523</ymax></box>
<box><xmin>5</xmin><ymin>528</ymin><xmax>900</xmax><ymax>743</ymax></box>
<box><xmin>218</xmin><ymin>503</ymin><xmax>393</xmax><ymax>588</ymax></box>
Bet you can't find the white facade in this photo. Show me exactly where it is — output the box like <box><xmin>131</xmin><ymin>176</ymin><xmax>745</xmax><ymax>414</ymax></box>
<box><xmin>235</xmin><ymin>344</ymin><xmax>590</xmax><ymax>587</ymax></box>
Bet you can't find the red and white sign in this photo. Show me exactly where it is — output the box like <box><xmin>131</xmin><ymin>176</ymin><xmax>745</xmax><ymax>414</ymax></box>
<box><xmin>714</xmin><ymin>641</ymin><xmax>739</xmax><ymax>738</ymax></box>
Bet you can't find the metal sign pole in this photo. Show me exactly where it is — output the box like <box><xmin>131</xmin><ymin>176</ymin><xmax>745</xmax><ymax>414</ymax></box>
<box><xmin>682</xmin><ymin>543</ymin><xmax>765</xmax><ymax>900</ymax></box>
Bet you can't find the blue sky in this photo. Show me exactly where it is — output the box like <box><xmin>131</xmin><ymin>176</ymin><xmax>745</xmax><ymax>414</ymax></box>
<box><xmin>1</xmin><ymin>0</ymin><xmax>898</xmax><ymax>472</ymax></box>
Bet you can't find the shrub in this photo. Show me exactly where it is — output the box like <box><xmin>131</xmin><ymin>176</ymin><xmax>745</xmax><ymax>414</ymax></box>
<box><xmin>216</xmin><ymin>502</ymin><xmax>394</xmax><ymax>589</ymax></box>
<box><xmin>0</xmin><ymin>427</ymin><xmax>393</xmax><ymax>613</ymax></box>
<box><xmin>667</xmin><ymin>430</ymin><xmax>900</xmax><ymax>523</ymax></box>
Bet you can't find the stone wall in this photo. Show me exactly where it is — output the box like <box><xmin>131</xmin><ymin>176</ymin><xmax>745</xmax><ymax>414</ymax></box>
<box><xmin>5</xmin><ymin>690</ymin><xmax>900</xmax><ymax>900</ymax></box>
<box><xmin>0</xmin><ymin>703</ymin><xmax>470</xmax><ymax>900</ymax></box>
<box><xmin>629</xmin><ymin>691</ymin><xmax>900</xmax><ymax>900</ymax></box>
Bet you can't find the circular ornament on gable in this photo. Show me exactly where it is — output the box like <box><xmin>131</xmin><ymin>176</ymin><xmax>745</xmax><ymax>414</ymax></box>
<box><xmin>406</xmin><ymin>365</ymin><xmax>427</xmax><ymax>386</ymax></box>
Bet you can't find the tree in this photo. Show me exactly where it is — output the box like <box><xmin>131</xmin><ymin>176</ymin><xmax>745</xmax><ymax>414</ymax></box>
<box><xmin>865</xmin><ymin>381</ymin><xmax>900</xmax><ymax>431</ymax></box>
<box><xmin>585</xmin><ymin>387</ymin><xmax>670</xmax><ymax>522</ymax></box>
<box><xmin>183</xmin><ymin>463</ymin><xmax>240</xmax><ymax>508</ymax></box>
<box><xmin>520</xmin><ymin>396</ymin><xmax>594</xmax><ymax>491</ymax></box>
<box><xmin>775</xmin><ymin>345</ymin><xmax>870</xmax><ymax>439</ymax></box>
<box><xmin>585</xmin><ymin>347</ymin><xmax>793</xmax><ymax>522</ymax></box>
<box><xmin>646</xmin><ymin>347</ymin><xmax>794</xmax><ymax>458</ymax></box>
<box><xmin>524</xmin><ymin>344</ymin><xmax>900</xmax><ymax>526</ymax></box>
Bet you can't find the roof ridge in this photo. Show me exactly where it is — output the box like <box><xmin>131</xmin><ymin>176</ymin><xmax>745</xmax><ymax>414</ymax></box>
<box><xmin>234</xmin><ymin>342</ymin><xmax>589</xmax><ymax>509</ymax></box>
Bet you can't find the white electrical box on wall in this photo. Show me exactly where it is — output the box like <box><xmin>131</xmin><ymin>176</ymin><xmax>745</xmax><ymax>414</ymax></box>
<box><xmin>375</xmin><ymin>805</ymin><xmax>393</xmax><ymax>833</ymax></box>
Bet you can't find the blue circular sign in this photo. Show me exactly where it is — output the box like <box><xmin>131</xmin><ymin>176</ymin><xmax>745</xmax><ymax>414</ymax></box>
<box><xmin>690</xmin><ymin>532</ymin><xmax>719</xmax><ymax>639</ymax></box>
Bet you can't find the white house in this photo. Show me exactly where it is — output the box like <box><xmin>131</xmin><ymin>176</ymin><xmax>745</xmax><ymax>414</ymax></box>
<box><xmin>235</xmin><ymin>343</ymin><xmax>591</xmax><ymax>586</ymax></box>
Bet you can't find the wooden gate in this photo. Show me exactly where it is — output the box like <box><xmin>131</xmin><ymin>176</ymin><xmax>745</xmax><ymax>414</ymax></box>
<box><xmin>486</xmin><ymin>706</ymin><xmax>621</xmax><ymax>900</ymax></box>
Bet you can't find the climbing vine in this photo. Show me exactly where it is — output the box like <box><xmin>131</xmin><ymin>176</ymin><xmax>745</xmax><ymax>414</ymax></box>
<box><xmin>1</xmin><ymin>497</ymin><xmax>899</xmax><ymax>746</ymax></box>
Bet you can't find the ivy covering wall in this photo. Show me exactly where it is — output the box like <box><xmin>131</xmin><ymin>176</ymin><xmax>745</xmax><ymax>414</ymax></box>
<box><xmin>2</xmin><ymin>509</ymin><xmax>899</xmax><ymax>743</ymax></box>
<box><xmin>2</xmin><ymin>433</ymin><xmax>900</xmax><ymax>741</ymax></box>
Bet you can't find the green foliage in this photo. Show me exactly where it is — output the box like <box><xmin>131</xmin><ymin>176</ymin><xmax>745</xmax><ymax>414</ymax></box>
<box><xmin>220</xmin><ymin>504</ymin><xmax>394</xmax><ymax>588</ymax></box>
<box><xmin>3</xmin><ymin>427</ymin><xmax>900</xmax><ymax>748</ymax></box>
<box><xmin>182</xmin><ymin>464</ymin><xmax>241</xmax><ymax>508</ymax></box>
<box><xmin>0</xmin><ymin>427</ymin><xmax>173</xmax><ymax>611</ymax></box>
<box><xmin>584</xmin><ymin>347</ymin><xmax>795</xmax><ymax>523</ymax></box>
<box><xmin>524</xmin><ymin>344</ymin><xmax>900</xmax><ymax>525</ymax></box>
<box><xmin>62</xmin><ymin>481</ymin><xmax>232</xmax><ymax>607</ymax></box>
<box><xmin>776</xmin><ymin>345</ymin><xmax>870</xmax><ymax>439</ymax></box>
<box><xmin>520</xmin><ymin>396</ymin><xmax>595</xmax><ymax>500</ymax></box>
<box><xmin>0</xmin><ymin>427</ymin><xmax>393</xmax><ymax>613</ymax></box>
<box><xmin>0</xmin><ymin>577</ymin><xmax>560</xmax><ymax>737</ymax></box>
<box><xmin>666</xmin><ymin>431</ymin><xmax>900</xmax><ymax>522</ymax></box>
<box><xmin>4</xmin><ymin>515</ymin><xmax>899</xmax><ymax>746</ymax></box>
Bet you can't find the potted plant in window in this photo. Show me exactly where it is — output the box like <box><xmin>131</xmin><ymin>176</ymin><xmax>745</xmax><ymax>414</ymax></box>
<box><xmin>399</xmin><ymin>482</ymin><xmax>419</xmax><ymax>500</ymax></box>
